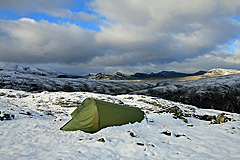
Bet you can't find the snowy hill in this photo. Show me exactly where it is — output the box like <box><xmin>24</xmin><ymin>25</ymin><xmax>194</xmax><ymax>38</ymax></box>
<box><xmin>133</xmin><ymin>73</ymin><xmax>240</xmax><ymax>113</ymax></box>
<box><xmin>0</xmin><ymin>89</ymin><xmax>239</xmax><ymax>159</ymax></box>
<box><xmin>0</xmin><ymin>64</ymin><xmax>61</xmax><ymax>78</ymax></box>
<box><xmin>87</xmin><ymin>72</ymin><xmax>129</xmax><ymax>80</ymax></box>
<box><xmin>204</xmin><ymin>68</ymin><xmax>240</xmax><ymax>77</ymax></box>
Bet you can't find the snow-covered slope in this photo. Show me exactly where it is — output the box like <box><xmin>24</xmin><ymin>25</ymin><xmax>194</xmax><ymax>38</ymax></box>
<box><xmin>133</xmin><ymin>73</ymin><xmax>240</xmax><ymax>113</ymax></box>
<box><xmin>204</xmin><ymin>68</ymin><xmax>240</xmax><ymax>77</ymax></box>
<box><xmin>0</xmin><ymin>89</ymin><xmax>239</xmax><ymax>159</ymax></box>
<box><xmin>87</xmin><ymin>72</ymin><xmax>129</xmax><ymax>80</ymax></box>
<box><xmin>0</xmin><ymin>64</ymin><xmax>61</xmax><ymax>78</ymax></box>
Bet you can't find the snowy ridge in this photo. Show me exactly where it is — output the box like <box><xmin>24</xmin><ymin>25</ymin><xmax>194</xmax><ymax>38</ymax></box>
<box><xmin>204</xmin><ymin>68</ymin><xmax>240</xmax><ymax>77</ymax></box>
<box><xmin>0</xmin><ymin>89</ymin><xmax>239</xmax><ymax>159</ymax></box>
<box><xmin>133</xmin><ymin>73</ymin><xmax>240</xmax><ymax>113</ymax></box>
<box><xmin>0</xmin><ymin>64</ymin><xmax>61</xmax><ymax>77</ymax></box>
<box><xmin>87</xmin><ymin>72</ymin><xmax>129</xmax><ymax>80</ymax></box>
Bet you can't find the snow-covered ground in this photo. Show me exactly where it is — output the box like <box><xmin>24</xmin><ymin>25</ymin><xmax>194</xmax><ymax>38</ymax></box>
<box><xmin>0</xmin><ymin>89</ymin><xmax>240</xmax><ymax>159</ymax></box>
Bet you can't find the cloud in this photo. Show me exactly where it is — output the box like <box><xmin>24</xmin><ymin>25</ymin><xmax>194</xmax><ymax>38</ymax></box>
<box><xmin>92</xmin><ymin>0</ymin><xmax>240</xmax><ymax>61</ymax></box>
<box><xmin>0</xmin><ymin>0</ymin><xmax>74</xmax><ymax>16</ymax></box>
<box><xmin>0</xmin><ymin>0</ymin><xmax>240</xmax><ymax>75</ymax></box>
<box><xmin>73</xmin><ymin>11</ymin><xmax>98</xmax><ymax>22</ymax></box>
<box><xmin>0</xmin><ymin>18</ymin><xmax>100</xmax><ymax>64</ymax></box>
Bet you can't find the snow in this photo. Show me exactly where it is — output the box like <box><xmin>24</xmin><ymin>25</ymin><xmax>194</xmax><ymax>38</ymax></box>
<box><xmin>0</xmin><ymin>64</ymin><xmax>61</xmax><ymax>78</ymax></box>
<box><xmin>0</xmin><ymin>89</ymin><xmax>240</xmax><ymax>159</ymax></box>
<box><xmin>204</xmin><ymin>68</ymin><xmax>240</xmax><ymax>77</ymax></box>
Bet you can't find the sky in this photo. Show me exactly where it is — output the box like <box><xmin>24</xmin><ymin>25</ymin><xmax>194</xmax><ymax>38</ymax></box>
<box><xmin>0</xmin><ymin>0</ymin><xmax>240</xmax><ymax>75</ymax></box>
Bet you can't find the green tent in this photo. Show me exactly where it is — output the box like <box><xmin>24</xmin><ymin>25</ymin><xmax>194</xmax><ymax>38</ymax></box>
<box><xmin>60</xmin><ymin>98</ymin><xmax>144</xmax><ymax>133</ymax></box>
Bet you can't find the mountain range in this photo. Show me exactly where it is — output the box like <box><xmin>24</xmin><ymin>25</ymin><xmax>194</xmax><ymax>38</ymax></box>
<box><xmin>3</xmin><ymin>64</ymin><xmax>240</xmax><ymax>80</ymax></box>
<box><xmin>1</xmin><ymin>64</ymin><xmax>240</xmax><ymax>113</ymax></box>
<box><xmin>86</xmin><ymin>70</ymin><xmax>207</xmax><ymax>80</ymax></box>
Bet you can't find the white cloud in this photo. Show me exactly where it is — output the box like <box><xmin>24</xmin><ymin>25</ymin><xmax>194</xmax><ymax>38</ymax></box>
<box><xmin>73</xmin><ymin>11</ymin><xmax>98</xmax><ymax>22</ymax></box>
<box><xmin>37</xmin><ymin>8</ymin><xmax>73</xmax><ymax>19</ymax></box>
<box><xmin>0</xmin><ymin>18</ymin><xmax>100</xmax><ymax>63</ymax></box>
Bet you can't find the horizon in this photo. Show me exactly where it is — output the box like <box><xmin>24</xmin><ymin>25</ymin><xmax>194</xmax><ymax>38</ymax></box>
<box><xmin>0</xmin><ymin>0</ymin><xmax>240</xmax><ymax>75</ymax></box>
<box><xmin>2</xmin><ymin>63</ymin><xmax>240</xmax><ymax>77</ymax></box>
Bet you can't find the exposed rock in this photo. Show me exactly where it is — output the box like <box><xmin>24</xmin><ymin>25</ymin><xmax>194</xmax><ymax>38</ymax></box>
<box><xmin>0</xmin><ymin>111</ymin><xmax>15</xmax><ymax>121</ymax></box>
<box><xmin>215</xmin><ymin>113</ymin><xmax>231</xmax><ymax>124</ymax></box>
<box><xmin>161</xmin><ymin>130</ymin><xmax>171</xmax><ymax>136</ymax></box>
<box><xmin>97</xmin><ymin>138</ymin><xmax>105</xmax><ymax>143</ymax></box>
<box><xmin>159</xmin><ymin>106</ymin><xmax>188</xmax><ymax>123</ymax></box>
<box><xmin>128</xmin><ymin>131</ymin><xmax>137</xmax><ymax>137</ymax></box>
<box><xmin>192</xmin><ymin>114</ymin><xmax>216</xmax><ymax>122</ymax></box>
<box><xmin>137</xmin><ymin>142</ymin><xmax>144</xmax><ymax>146</ymax></box>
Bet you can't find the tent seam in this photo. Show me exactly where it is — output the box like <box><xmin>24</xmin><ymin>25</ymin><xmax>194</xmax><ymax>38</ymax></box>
<box><xmin>92</xmin><ymin>98</ymin><xmax>101</xmax><ymax>130</ymax></box>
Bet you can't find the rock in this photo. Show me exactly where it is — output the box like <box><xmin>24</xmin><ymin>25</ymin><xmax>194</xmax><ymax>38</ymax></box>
<box><xmin>97</xmin><ymin>138</ymin><xmax>105</xmax><ymax>143</ymax></box>
<box><xmin>137</xmin><ymin>142</ymin><xmax>144</xmax><ymax>146</ymax></box>
<box><xmin>175</xmin><ymin>134</ymin><xmax>191</xmax><ymax>140</ymax></box>
<box><xmin>161</xmin><ymin>130</ymin><xmax>171</xmax><ymax>136</ymax></box>
<box><xmin>160</xmin><ymin>106</ymin><xmax>188</xmax><ymax>123</ymax></box>
<box><xmin>193</xmin><ymin>114</ymin><xmax>216</xmax><ymax>121</ymax></box>
<box><xmin>0</xmin><ymin>112</ymin><xmax>15</xmax><ymax>121</ymax></box>
<box><xmin>0</xmin><ymin>92</ymin><xmax>6</xmax><ymax>96</ymax></box>
<box><xmin>215</xmin><ymin>113</ymin><xmax>231</xmax><ymax>124</ymax></box>
<box><xmin>129</xmin><ymin>131</ymin><xmax>137</xmax><ymax>137</ymax></box>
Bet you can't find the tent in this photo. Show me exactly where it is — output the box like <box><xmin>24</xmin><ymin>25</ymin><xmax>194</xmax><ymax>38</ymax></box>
<box><xmin>60</xmin><ymin>98</ymin><xmax>144</xmax><ymax>133</ymax></box>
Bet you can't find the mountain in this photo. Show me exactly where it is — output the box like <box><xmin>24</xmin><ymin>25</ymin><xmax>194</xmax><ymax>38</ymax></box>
<box><xmin>0</xmin><ymin>64</ymin><xmax>82</xmax><ymax>78</ymax></box>
<box><xmin>131</xmin><ymin>70</ymin><xmax>207</xmax><ymax>79</ymax></box>
<box><xmin>177</xmin><ymin>68</ymin><xmax>240</xmax><ymax>81</ymax></box>
<box><xmin>0</xmin><ymin>64</ymin><xmax>61</xmax><ymax>78</ymax></box>
<box><xmin>203</xmin><ymin>68</ymin><xmax>240</xmax><ymax>77</ymax></box>
<box><xmin>86</xmin><ymin>70</ymin><xmax>207</xmax><ymax>80</ymax></box>
<box><xmin>87</xmin><ymin>72</ymin><xmax>129</xmax><ymax>80</ymax></box>
<box><xmin>85</xmin><ymin>69</ymin><xmax>240</xmax><ymax>80</ymax></box>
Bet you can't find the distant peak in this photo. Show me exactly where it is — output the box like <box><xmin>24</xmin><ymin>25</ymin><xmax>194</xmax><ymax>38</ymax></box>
<box><xmin>0</xmin><ymin>64</ymin><xmax>61</xmax><ymax>78</ymax></box>
<box><xmin>204</xmin><ymin>68</ymin><xmax>240</xmax><ymax>77</ymax></box>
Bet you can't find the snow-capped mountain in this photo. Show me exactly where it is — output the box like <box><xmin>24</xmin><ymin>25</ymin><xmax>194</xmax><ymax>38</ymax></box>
<box><xmin>204</xmin><ymin>68</ymin><xmax>240</xmax><ymax>77</ymax></box>
<box><xmin>0</xmin><ymin>64</ymin><xmax>61</xmax><ymax>78</ymax></box>
<box><xmin>87</xmin><ymin>72</ymin><xmax>129</xmax><ymax>80</ymax></box>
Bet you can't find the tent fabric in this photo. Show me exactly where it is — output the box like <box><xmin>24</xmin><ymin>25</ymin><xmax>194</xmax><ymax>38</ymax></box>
<box><xmin>60</xmin><ymin>98</ymin><xmax>144</xmax><ymax>133</ymax></box>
